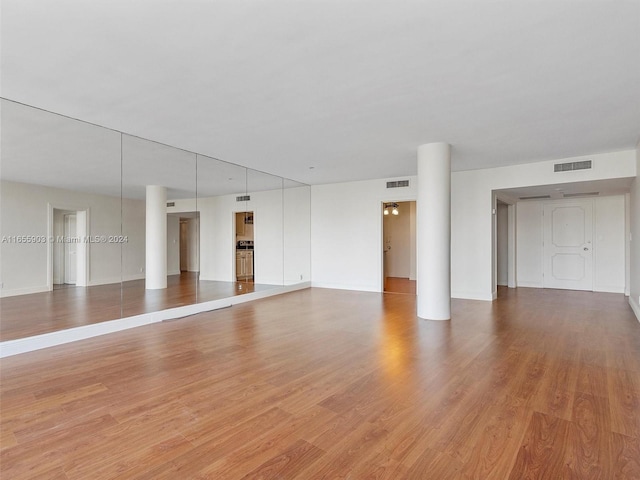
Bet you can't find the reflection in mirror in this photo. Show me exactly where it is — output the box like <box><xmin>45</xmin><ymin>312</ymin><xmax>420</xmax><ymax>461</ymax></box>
<box><xmin>121</xmin><ymin>134</ymin><xmax>197</xmax><ymax>317</ymax></box>
<box><xmin>284</xmin><ymin>179</ymin><xmax>311</xmax><ymax>285</ymax></box>
<box><xmin>0</xmin><ymin>99</ymin><xmax>122</xmax><ymax>340</ymax></box>
<box><xmin>246</xmin><ymin>169</ymin><xmax>284</xmax><ymax>287</ymax></box>
<box><xmin>1</xmin><ymin>100</ymin><xmax>312</xmax><ymax>348</ymax></box>
<box><xmin>194</xmin><ymin>155</ymin><xmax>277</xmax><ymax>300</ymax></box>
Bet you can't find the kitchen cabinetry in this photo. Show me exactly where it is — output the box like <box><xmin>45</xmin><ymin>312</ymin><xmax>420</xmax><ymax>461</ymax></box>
<box><xmin>236</xmin><ymin>250</ymin><xmax>254</xmax><ymax>280</ymax></box>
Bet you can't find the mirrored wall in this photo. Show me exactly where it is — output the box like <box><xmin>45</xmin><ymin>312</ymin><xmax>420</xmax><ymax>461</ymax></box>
<box><xmin>0</xmin><ymin>99</ymin><xmax>311</xmax><ymax>342</ymax></box>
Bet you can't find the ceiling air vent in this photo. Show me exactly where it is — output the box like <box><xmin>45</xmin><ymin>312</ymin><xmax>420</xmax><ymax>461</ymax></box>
<box><xmin>519</xmin><ymin>195</ymin><xmax>551</xmax><ymax>200</ymax></box>
<box><xmin>166</xmin><ymin>202</ymin><xmax>175</xmax><ymax>207</ymax></box>
<box><xmin>563</xmin><ymin>192</ymin><xmax>599</xmax><ymax>198</ymax></box>
<box><xmin>387</xmin><ymin>180</ymin><xmax>410</xmax><ymax>188</ymax></box>
<box><xmin>554</xmin><ymin>160</ymin><xmax>592</xmax><ymax>172</ymax></box>
<box><xmin>236</xmin><ymin>195</ymin><xmax>251</xmax><ymax>202</ymax></box>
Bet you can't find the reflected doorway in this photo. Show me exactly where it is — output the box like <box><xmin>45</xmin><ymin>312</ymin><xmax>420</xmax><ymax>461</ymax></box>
<box><xmin>179</xmin><ymin>215</ymin><xmax>199</xmax><ymax>274</ymax></box>
<box><xmin>51</xmin><ymin>206</ymin><xmax>88</xmax><ymax>290</ymax></box>
<box><xmin>383</xmin><ymin>201</ymin><xmax>416</xmax><ymax>294</ymax></box>
<box><xmin>167</xmin><ymin>212</ymin><xmax>199</xmax><ymax>276</ymax></box>
<box><xmin>64</xmin><ymin>213</ymin><xmax>77</xmax><ymax>284</ymax></box>
<box><xmin>235</xmin><ymin>211</ymin><xmax>254</xmax><ymax>284</ymax></box>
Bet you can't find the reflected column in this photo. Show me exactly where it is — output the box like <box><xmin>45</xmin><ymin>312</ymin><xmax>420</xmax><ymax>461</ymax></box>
<box><xmin>146</xmin><ymin>185</ymin><xmax>167</xmax><ymax>289</ymax></box>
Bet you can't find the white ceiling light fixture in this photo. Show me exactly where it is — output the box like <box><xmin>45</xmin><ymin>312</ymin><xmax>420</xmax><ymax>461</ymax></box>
<box><xmin>384</xmin><ymin>203</ymin><xmax>399</xmax><ymax>215</ymax></box>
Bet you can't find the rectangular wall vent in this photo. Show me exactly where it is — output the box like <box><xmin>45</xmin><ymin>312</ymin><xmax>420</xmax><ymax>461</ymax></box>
<box><xmin>386</xmin><ymin>180</ymin><xmax>410</xmax><ymax>188</ymax></box>
<box><xmin>236</xmin><ymin>195</ymin><xmax>251</xmax><ymax>202</ymax></box>
<box><xmin>563</xmin><ymin>192</ymin><xmax>599</xmax><ymax>198</ymax></box>
<box><xmin>519</xmin><ymin>195</ymin><xmax>551</xmax><ymax>200</ymax></box>
<box><xmin>554</xmin><ymin>160</ymin><xmax>592</xmax><ymax>172</ymax></box>
<box><xmin>166</xmin><ymin>202</ymin><xmax>175</xmax><ymax>207</ymax></box>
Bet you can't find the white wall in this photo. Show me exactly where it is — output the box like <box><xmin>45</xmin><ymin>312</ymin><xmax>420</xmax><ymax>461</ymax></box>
<box><xmin>168</xmin><ymin>186</ymin><xmax>311</xmax><ymax>286</ymax></box>
<box><xmin>284</xmin><ymin>186</ymin><xmax>312</xmax><ymax>285</ymax></box>
<box><xmin>453</xmin><ymin>150</ymin><xmax>636</xmax><ymax>300</ymax></box>
<box><xmin>516</xmin><ymin>201</ymin><xmax>544</xmax><ymax>287</ymax></box>
<box><xmin>311</xmin><ymin>177</ymin><xmax>417</xmax><ymax>291</ymax></box>
<box><xmin>310</xmin><ymin>150</ymin><xmax>635</xmax><ymax>299</ymax></box>
<box><xmin>630</xmin><ymin>144</ymin><xmax>640</xmax><ymax>320</ymax></box>
<box><xmin>253</xmin><ymin>189</ymin><xmax>284</xmax><ymax>285</ymax></box>
<box><xmin>496</xmin><ymin>202</ymin><xmax>508</xmax><ymax>286</ymax></box>
<box><xmin>594</xmin><ymin>196</ymin><xmax>626</xmax><ymax>293</ymax></box>
<box><xmin>121</xmin><ymin>196</ymin><xmax>146</xmax><ymax>281</ymax></box>
<box><xmin>409</xmin><ymin>201</ymin><xmax>417</xmax><ymax>280</ymax></box>
<box><xmin>167</xmin><ymin>216</ymin><xmax>180</xmax><ymax>275</ymax></box>
<box><xmin>1</xmin><ymin>180</ymin><xmax>146</xmax><ymax>297</ymax></box>
<box><xmin>516</xmin><ymin>195</ymin><xmax>626</xmax><ymax>293</ymax></box>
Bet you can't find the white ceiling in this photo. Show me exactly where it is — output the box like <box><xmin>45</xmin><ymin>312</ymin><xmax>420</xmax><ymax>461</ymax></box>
<box><xmin>1</xmin><ymin>0</ymin><xmax>639</xmax><ymax>186</ymax></box>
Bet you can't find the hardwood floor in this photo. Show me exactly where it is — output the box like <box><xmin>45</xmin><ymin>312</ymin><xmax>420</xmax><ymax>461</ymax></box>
<box><xmin>0</xmin><ymin>273</ymin><xmax>277</xmax><ymax>341</ymax></box>
<box><xmin>1</xmin><ymin>287</ymin><xmax>639</xmax><ymax>479</ymax></box>
<box><xmin>384</xmin><ymin>276</ymin><xmax>417</xmax><ymax>294</ymax></box>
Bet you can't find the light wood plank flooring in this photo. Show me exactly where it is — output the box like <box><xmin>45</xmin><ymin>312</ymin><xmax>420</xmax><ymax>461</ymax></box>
<box><xmin>0</xmin><ymin>273</ymin><xmax>276</xmax><ymax>341</ymax></box>
<box><xmin>384</xmin><ymin>277</ymin><xmax>417</xmax><ymax>294</ymax></box>
<box><xmin>1</xmin><ymin>287</ymin><xmax>639</xmax><ymax>479</ymax></box>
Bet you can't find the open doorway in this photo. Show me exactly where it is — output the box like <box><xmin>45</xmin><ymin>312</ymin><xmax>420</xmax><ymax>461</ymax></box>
<box><xmin>167</xmin><ymin>212</ymin><xmax>199</xmax><ymax>277</ymax></box>
<box><xmin>382</xmin><ymin>201</ymin><xmax>416</xmax><ymax>294</ymax></box>
<box><xmin>50</xmin><ymin>206</ymin><xmax>89</xmax><ymax>290</ymax></box>
<box><xmin>492</xmin><ymin>195</ymin><xmax>516</xmax><ymax>298</ymax></box>
<box><xmin>235</xmin><ymin>211</ymin><xmax>254</xmax><ymax>283</ymax></box>
<box><xmin>496</xmin><ymin>200</ymin><xmax>509</xmax><ymax>288</ymax></box>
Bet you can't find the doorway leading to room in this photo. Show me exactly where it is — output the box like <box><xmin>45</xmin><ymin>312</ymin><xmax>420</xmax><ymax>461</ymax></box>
<box><xmin>50</xmin><ymin>206</ymin><xmax>89</xmax><ymax>290</ymax></box>
<box><xmin>493</xmin><ymin>180</ymin><xmax>631</xmax><ymax>296</ymax></box>
<box><xmin>235</xmin><ymin>211</ymin><xmax>254</xmax><ymax>284</ymax></box>
<box><xmin>167</xmin><ymin>212</ymin><xmax>199</xmax><ymax>278</ymax></box>
<box><xmin>382</xmin><ymin>201</ymin><xmax>416</xmax><ymax>294</ymax></box>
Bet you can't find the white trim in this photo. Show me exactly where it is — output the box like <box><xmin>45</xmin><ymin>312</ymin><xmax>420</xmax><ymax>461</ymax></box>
<box><xmin>516</xmin><ymin>281</ymin><xmax>543</xmax><ymax>288</ymax></box>
<box><xmin>629</xmin><ymin>296</ymin><xmax>640</xmax><ymax>323</ymax></box>
<box><xmin>0</xmin><ymin>285</ymin><xmax>50</xmax><ymax>298</ymax></box>
<box><xmin>311</xmin><ymin>282</ymin><xmax>379</xmax><ymax>293</ymax></box>
<box><xmin>593</xmin><ymin>286</ymin><xmax>626</xmax><ymax>294</ymax></box>
<box><xmin>451</xmin><ymin>291</ymin><xmax>494</xmax><ymax>301</ymax></box>
<box><xmin>0</xmin><ymin>282</ymin><xmax>310</xmax><ymax>358</ymax></box>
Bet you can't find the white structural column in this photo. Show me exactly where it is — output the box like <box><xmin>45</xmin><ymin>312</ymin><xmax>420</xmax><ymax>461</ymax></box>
<box><xmin>146</xmin><ymin>185</ymin><xmax>167</xmax><ymax>289</ymax></box>
<box><xmin>417</xmin><ymin>143</ymin><xmax>451</xmax><ymax>320</ymax></box>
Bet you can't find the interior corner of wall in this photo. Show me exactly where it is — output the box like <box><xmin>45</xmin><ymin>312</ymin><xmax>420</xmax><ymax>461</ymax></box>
<box><xmin>629</xmin><ymin>295</ymin><xmax>640</xmax><ymax>322</ymax></box>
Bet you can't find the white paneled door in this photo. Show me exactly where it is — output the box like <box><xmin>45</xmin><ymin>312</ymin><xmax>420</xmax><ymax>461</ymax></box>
<box><xmin>543</xmin><ymin>199</ymin><xmax>593</xmax><ymax>291</ymax></box>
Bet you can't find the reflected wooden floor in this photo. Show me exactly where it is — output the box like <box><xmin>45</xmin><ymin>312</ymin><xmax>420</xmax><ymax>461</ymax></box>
<box><xmin>384</xmin><ymin>276</ymin><xmax>417</xmax><ymax>294</ymax></box>
<box><xmin>1</xmin><ymin>287</ymin><xmax>638</xmax><ymax>479</ymax></box>
<box><xmin>0</xmin><ymin>273</ymin><xmax>277</xmax><ymax>341</ymax></box>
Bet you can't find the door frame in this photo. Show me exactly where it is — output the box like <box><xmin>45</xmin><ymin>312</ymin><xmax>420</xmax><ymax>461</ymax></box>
<box><xmin>63</xmin><ymin>213</ymin><xmax>78</xmax><ymax>284</ymax></box>
<box><xmin>233</xmin><ymin>209</ymin><xmax>255</xmax><ymax>282</ymax></box>
<box><xmin>492</xmin><ymin>192</ymin><xmax>517</xmax><ymax>298</ymax></box>
<box><xmin>542</xmin><ymin>198</ymin><xmax>594</xmax><ymax>291</ymax></box>
<box><xmin>379</xmin><ymin>195</ymin><xmax>417</xmax><ymax>293</ymax></box>
<box><xmin>47</xmin><ymin>203</ymin><xmax>90</xmax><ymax>290</ymax></box>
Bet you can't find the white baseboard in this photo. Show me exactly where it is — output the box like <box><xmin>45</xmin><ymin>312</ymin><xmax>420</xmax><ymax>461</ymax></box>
<box><xmin>88</xmin><ymin>277</ymin><xmax>122</xmax><ymax>286</ymax></box>
<box><xmin>630</xmin><ymin>296</ymin><xmax>640</xmax><ymax>323</ymax></box>
<box><xmin>451</xmin><ymin>291</ymin><xmax>494</xmax><ymax>302</ymax></box>
<box><xmin>593</xmin><ymin>285</ymin><xmax>626</xmax><ymax>294</ymax></box>
<box><xmin>516</xmin><ymin>281</ymin><xmax>543</xmax><ymax>288</ymax></box>
<box><xmin>311</xmin><ymin>282</ymin><xmax>379</xmax><ymax>293</ymax></box>
<box><xmin>0</xmin><ymin>285</ymin><xmax>50</xmax><ymax>298</ymax></box>
<box><xmin>0</xmin><ymin>282</ymin><xmax>311</xmax><ymax>358</ymax></box>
